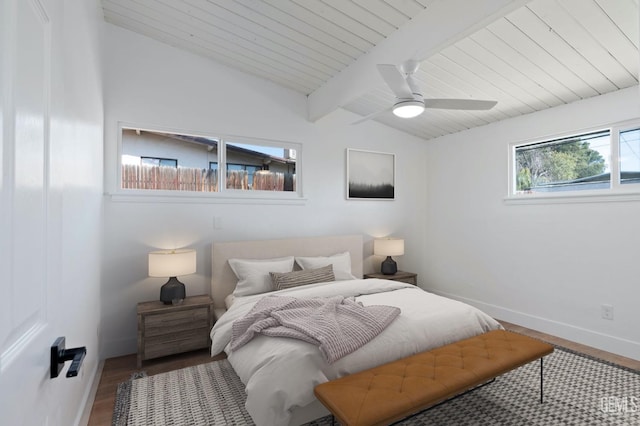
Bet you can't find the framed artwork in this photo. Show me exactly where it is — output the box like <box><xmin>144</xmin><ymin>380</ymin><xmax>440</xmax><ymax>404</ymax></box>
<box><xmin>346</xmin><ymin>149</ymin><xmax>395</xmax><ymax>200</ymax></box>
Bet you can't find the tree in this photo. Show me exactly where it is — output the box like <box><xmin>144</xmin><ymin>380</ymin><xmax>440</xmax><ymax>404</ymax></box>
<box><xmin>555</xmin><ymin>141</ymin><xmax>606</xmax><ymax>178</ymax></box>
<box><xmin>547</xmin><ymin>150</ymin><xmax>577</xmax><ymax>182</ymax></box>
<box><xmin>516</xmin><ymin>139</ymin><xmax>605</xmax><ymax>191</ymax></box>
<box><xmin>516</xmin><ymin>167</ymin><xmax>532</xmax><ymax>191</ymax></box>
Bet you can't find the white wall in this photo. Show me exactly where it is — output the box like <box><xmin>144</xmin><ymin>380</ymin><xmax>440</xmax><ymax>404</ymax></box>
<box><xmin>101</xmin><ymin>25</ymin><xmax>428</xmax><ymax>358</ymax></box>
<box><xmin>425</xmin><ymin>87</ymin><xmax>640</xmax><ymax>360</ymax></box>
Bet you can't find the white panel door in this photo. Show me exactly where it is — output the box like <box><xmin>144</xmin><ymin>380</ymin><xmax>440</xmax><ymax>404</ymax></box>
<box><xmin>0</xmin><ymin>0</ymin><xmax>61</xmax><ymax>423</ymax></box>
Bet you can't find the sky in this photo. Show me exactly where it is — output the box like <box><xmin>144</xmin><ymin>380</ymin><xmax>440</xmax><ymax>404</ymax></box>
<box><xmin>590</xmin><ymin>129</ymin><xmax>640</xmax><ymax>173</ymax></box>
<box><xmin>619</xmin><ymin>129</ymin><xmax>640</xmax><ymax>171</ymax></box>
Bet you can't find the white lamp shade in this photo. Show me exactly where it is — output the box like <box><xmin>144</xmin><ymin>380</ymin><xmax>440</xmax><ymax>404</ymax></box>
<box><xmin>149</xmin><ymin>249</ymin><xmax>196</xmax><ymax>277</ymax></box>
<box><xmin>374</xmin><ymin>238</ymin><xmax>404</xmax><ymax>256</ymax></box>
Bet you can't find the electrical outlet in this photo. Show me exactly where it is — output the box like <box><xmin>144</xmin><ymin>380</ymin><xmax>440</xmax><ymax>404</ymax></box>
<box><xmin>601</xmin><ymin>304</ymin><xmax>614</xmax><ymax>320</ymax></box>
<box><xmin>213</xmin><ymin>216</ymin><xmax>222</xmax><ymax>229</ymax></box>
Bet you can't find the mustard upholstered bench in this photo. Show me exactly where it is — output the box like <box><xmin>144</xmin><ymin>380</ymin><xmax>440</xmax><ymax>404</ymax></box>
<box><xmin>314</xmin><ymin>330</ymin><xmax>554</xmax><ymax>426</ymax></box>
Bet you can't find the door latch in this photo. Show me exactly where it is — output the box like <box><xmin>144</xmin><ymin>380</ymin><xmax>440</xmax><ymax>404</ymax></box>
<box><xmin>50</xmin><ymin>337</ymin><xmax>86</xmax><ymax>378</ymax></box>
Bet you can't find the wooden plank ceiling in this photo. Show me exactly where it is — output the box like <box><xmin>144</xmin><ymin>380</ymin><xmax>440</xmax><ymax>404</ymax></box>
<box><xmin>102</xmin><ymin>0</ymin><xmax>639</xmax><ymax>140</ymax></box>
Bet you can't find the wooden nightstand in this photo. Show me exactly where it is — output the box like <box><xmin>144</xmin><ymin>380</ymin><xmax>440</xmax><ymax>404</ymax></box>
<box><xmin>364</xmin><ymin>271</ymin><xmax>418</xmax><ymax>285</ymax></box>
<box><xmin>137</xmin><ymin>295</ymin><xmax>214</xmax><ymax>368</ymax></box>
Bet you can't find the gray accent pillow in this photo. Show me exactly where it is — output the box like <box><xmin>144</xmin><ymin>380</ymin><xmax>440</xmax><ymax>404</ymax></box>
<box><xmin>270</xmin><ymin>264</ymin><xmax>335</xmax><ymax>291</ymax></box>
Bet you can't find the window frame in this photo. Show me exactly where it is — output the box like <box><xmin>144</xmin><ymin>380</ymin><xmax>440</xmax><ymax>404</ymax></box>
<box><xmin>140</xmin><ymin>156</ymin><xmax>178</xmax><ymax>168</ymax></box>
<box><xmin>111</xmin><ymin>122</ymin><xmax>304</xmax><ymax>204</ymax></box>
<box><xmin>618</xmin><ymin>127</ymin><xmax>640</xmax><ymax>185</ymax></box>
<box><xmin>506</xmin><ymin>119</ymin><xmax>640</xmax><ymax>204</ymax></box>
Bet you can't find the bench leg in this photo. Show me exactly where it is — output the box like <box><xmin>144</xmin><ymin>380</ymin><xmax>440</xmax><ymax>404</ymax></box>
<box><xmin>540</xmin><ymin>357</ymin><xmax>544</xmax><ymax>404</ymax></box>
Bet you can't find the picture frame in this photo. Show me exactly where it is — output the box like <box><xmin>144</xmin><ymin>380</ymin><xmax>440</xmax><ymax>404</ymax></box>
<box><xmin>346</xmin><ymin>148</ymin><xmax>395</xmax><ymax>200</ymax></box>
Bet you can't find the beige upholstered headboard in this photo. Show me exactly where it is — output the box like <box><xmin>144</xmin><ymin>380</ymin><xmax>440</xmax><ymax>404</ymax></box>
<box><xmin>211</xmin><ymin>235</ymin><xmax>363</xmax><ymax>311</ymax></box>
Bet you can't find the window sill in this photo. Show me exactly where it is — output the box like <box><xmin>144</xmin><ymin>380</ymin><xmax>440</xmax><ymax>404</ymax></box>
<box><xmin>504</xmin><ymin>190</ymin><xmax>640</xmax><ymax>205</ymax></box>
<box><xmin>106</xmin><ymin>190</ymin><xmax>307</xmax><ymax>205</ymax></box>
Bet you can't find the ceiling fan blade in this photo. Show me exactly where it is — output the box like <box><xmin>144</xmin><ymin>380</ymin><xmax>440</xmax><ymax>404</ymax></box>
<box><xmin>351</xmin><ymin>106</ymin><xmax>393</xmax><ymax>125</ymax></box>
<box><xmin>424</xmin><ymin>98</ymin><xmax>497</xmax><ymax>110</ymax></box>
<box><xmin>377</xmin><ymin>64</ymin><xmax>413</xmax><ymax>99</ymax></box>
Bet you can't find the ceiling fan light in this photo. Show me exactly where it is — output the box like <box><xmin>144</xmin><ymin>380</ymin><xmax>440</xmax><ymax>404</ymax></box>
<box><xmin>392</xmin><ymin>100</ymin><xmax>425</xmax><ymax>118</ymax></box>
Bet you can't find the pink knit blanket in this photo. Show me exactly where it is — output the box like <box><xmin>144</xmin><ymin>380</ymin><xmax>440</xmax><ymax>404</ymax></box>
<box><xmin>230</xmin><ymin>295</ymin><xmax>400</xmax><ymax>363</ymax></box>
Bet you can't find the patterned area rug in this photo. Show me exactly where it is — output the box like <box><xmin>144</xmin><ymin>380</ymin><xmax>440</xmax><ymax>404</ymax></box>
<box><xmin>113</xmin><ymin>347</ymin><xmax>639</xmax><ymax>425</ymax></box>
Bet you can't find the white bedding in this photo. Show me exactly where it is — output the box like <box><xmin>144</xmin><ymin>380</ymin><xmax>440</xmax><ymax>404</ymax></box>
<box><xmin>210</xmin><ymin>279</ymin><xmax>502</xmax><ymax>426</ymax></box>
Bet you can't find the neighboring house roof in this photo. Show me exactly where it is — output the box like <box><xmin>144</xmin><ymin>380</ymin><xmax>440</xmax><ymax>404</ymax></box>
<box><xmin>152</xmin><ymin>131</ymin><xmax>295</xmax><ymax>166</ymax></box>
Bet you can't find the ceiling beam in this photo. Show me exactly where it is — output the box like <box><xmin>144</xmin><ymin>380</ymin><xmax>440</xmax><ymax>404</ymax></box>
<box><xmin>307</xmin><ymin>0</ymin><xmax>532</xmax><ymax>122</ymax></box>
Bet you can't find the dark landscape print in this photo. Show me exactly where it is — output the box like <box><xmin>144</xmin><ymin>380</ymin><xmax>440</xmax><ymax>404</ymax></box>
<box><xmin>347</xmin><ymin>149</ymin><xmax>395</xmax><ymax>200</ymax></box>
<box><xmin>348</xmin><ymin>182</ymin><xmax>394</xmax><ymax>198</ymax></box>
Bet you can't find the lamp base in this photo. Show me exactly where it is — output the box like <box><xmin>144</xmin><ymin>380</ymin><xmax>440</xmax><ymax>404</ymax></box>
<box><xmin>380</xmin><ymin>256</ymin><xmax>397</xmax><ymax>275</ymax></box>
<box><xmin>160</xmin><ymin>276</ymin><xmax>186</xmax><ymax>305</ymax></box>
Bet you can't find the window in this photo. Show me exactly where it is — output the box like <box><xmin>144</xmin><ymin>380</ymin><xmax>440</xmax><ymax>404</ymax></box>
<box><xmin>121</xmin><ymin>128</ymin><xmax>219</xmax><ymax>192</ymax></box>
<box><xmin>225</xmin><ymin>142</ymin><xmax>296</xmax><ymax>192</ymax></box>
<box><xmin>514</xmin><ymin>130</ymin><xmax>610</xmax><ymax>194</ymax></box>
<box><xmin>141</xmin><ymin>157</ymin><xmax>177</xmax><ymax>168</ymax></box>
<box><xmin>619</xmin><ymin>128</ymin><xmax>640</xmax><ymax>185</ymax></box>
<box><xmin>509</xmin><ymin>121</ymin><xmax>640</xmax><ymax>200</ymax></box>
<box><xmin>117</xmin><ymin>125</ymin><xmax>301</xmax><ymax>200</ymax></box>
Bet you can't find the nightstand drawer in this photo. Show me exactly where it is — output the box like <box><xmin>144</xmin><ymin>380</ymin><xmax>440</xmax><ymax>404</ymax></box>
<box><xmin>144</xmin><ymin>308</ymin><xmax>209</xmax><ymax>336</ymax></box>
<box><xmin>364</xmin><ymin>271</ymin><xmax>418</xmax><ymax>285</ymax></box>
<box><xmin>137</xmin><ymin>295</ymin><xmax>214</xmax><ymax>367</ymax></box>
<box><xmin>144</xmin><ymin>328</ymin><xmax>210</xmax><ymax>359</ymax></box>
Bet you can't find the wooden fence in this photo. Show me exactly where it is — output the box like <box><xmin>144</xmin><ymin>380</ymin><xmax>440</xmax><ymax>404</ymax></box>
<box><xmin>122</xmin><ymin>164</ymin><xmax>218</xmax><ymax>191</ymax></box>
<box><xmin>122</xmin><ymin>165</ymin><xmax>295</xmax><ymax>192</ymax></box>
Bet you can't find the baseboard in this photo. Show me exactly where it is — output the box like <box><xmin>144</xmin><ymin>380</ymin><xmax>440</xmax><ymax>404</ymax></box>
<box><xmin>75</xmin><ymin>359</ymin><xmax>103</xmax><ymax>426</ymax></box>
<box><xmin>101</xmin><ymin>337</ymin><xmax>137</xmax><ymax>360</ymax></box>
<box><xmin>430</xmin><ymin>289</ymin><xmax>640</xmax><ymax>361</ymax></box>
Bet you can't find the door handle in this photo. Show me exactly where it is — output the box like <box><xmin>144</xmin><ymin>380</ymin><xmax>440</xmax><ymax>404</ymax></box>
<box><xmin>50</xmin><ymin>337</ymin><xmax>87</xmax><ymax>378</ymax></box>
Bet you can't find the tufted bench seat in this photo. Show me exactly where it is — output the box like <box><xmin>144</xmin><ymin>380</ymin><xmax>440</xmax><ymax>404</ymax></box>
<box><xmin>314</xmin><ymin>330</ymin><xmax>554</xmax><ymax>426</ymax></box>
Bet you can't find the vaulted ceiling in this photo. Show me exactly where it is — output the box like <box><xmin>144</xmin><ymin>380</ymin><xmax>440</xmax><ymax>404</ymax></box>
<box><xmin>102</xmin><ymin>0</ymin><xmax>639</xmax><ymax>140</ymax></box>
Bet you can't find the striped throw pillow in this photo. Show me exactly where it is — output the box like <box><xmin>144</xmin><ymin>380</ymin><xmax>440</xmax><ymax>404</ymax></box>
<box><xmin>270</xmin><ymin>264</ymin><xmax>335</xmax><ymax>291</ymax></box>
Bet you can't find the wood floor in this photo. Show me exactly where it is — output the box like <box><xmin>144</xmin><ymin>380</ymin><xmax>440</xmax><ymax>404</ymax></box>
<box><xmin>87</xmin><ymin>320</ymin><xmax>640</xmax><ymax>426</ymax></box>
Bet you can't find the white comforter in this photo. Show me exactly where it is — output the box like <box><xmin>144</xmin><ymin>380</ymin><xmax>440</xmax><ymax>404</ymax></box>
<box><xmin>210</xmin><ymin>279</ymin><xmax>502</xmax><ymax>426</ymax></box>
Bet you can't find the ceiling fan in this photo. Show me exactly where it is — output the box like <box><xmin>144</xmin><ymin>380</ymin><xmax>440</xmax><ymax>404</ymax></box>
<box><xmin>353</xmin><ymin>60</ymin><xmax>497</xmax><ymax>124</ymax></box>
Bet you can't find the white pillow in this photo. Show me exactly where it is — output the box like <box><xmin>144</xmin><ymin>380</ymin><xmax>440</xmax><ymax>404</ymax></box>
<box><xmin>295</xmin><ymin>252</ymin><xmax>357</xmax><ymax>281</ymax></box>
<box><xmin>224</xmin><ymin>293</ymin><xmax>235</xmax><ymax>309</ymax></box>
<box><xmin>229</xmin><ymin>256</ymin><xmax>295</xmax><ymax>297</ymax></box>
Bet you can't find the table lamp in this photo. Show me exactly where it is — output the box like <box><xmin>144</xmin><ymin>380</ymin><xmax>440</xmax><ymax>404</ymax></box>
<box><xmin>374</xmin><ymin>238</ymin><xmax>404</xmax><ymax>275</ymax></box>
<box><xmin>148</xmin><ymin>249</ymin><xmax>196</xmax><ymax>304</ymax></box>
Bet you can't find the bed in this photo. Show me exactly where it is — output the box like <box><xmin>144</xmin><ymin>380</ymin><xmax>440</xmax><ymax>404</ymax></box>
<box><xmin>209</xmin><ymin>235</ymin><xmax>502</xmax><ymax>426</ymax></box>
